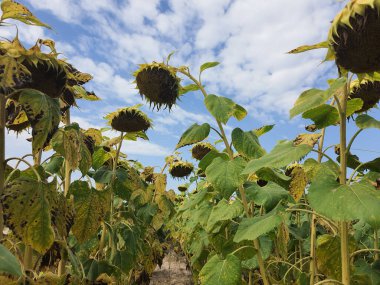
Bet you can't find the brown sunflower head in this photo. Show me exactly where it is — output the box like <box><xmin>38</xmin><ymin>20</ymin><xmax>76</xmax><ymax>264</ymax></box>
<box><xmin>169</xmin><ymin>161</ymin><xmax>194</xmax><ymax>179</ymax></box>
<box><xmin>21</xmin><ymin>59</ymin><xmax>67</xmax><ymax>98</ymax></box>
<box><xmin>191</xmin><ymin>142</ymin><xmax>215</xmax><ymax>160</ymax></box>
<box><xmin>350</xmin><ymin>79</ymin><xmax>380</xmax><ymax>112</ymax></box>
<box><xmin>178</xmin><ymin>184</ymin><xmax>188</xmax><ymax>192</ymax></box>
<box><xmin>141</xmin><ymin>166</ymin><xmax>155</xmax><ymax>183</ymax></box>
<box><xmin>105</xmin><ymin>105</ymin><xmax>152</xmax><ymax>133</ymax></box>
<box><xmin>328</xmin><ymin>0</ymin><xmax>380</xmax><ymax>74</ymax></box>
<box><xmin>134</xmin><ymin>62</ymin><xmax>180</xmax><ymax>110</ymax></box>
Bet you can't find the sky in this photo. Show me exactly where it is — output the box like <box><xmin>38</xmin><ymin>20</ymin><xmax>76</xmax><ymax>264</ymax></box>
<box><xmin>2</xmin><ymin>0</ymin><xmax>380</xmax><ymax>189</ymax></box>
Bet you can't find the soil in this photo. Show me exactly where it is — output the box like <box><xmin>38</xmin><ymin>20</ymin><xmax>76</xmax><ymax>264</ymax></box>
<box><xmin>150</xmin><ymin>251</ymin><xmax>193</xmax><ymax>285</ymax></box>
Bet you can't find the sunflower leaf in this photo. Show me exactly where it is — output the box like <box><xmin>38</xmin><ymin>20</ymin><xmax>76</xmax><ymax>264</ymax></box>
<box><xmin>199</xmin><ymin>254</ymin><xmax>241</xmax><ymax>285</ymax></box>
<box><xmin>200</xmin><ymin>61</ymin><xmax>220</xmax><ymax>73</ymax></box>
<box><xmin>176</xmin><ymin>123</ymin><xmax>210</xmax><ymax>149</ymax></box>
<box><xmin>205</xmin><ymin>94</ymin><xmax>247</xmax><ymax>124</ymax></box>
<box><xmin>0</xmin><ymin>244</ymin><xmax>22</xmax><ymax>277</ymax></box>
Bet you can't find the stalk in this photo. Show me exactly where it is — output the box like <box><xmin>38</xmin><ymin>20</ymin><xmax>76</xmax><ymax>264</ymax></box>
<box><xmin>0</xmin><ymin>94</ymin><xmax>5</xmax><ymax>240</ymax></box>
<box><xmin>375</xmin><ymin>230</ymin><xmax>379</xmax><ymax>261</ymax></box>
<box><xmin>59</xmin><ymin>110</ymin><xmax>71</xmax><ymax>276</ymax></box>
<box><xmin>179</xmin><ymin>69</ymin><xmax>270</xmax><ymax>285</ymax></box>
<box><xmin>335</xmin><ymin>78</ymin><xmax>350</xmax><ymax>285</ymax></box>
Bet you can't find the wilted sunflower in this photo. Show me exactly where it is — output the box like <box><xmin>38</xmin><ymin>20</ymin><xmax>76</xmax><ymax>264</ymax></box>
<box><xmin>141</xmin><ymin>166</ymin><xmax>155</xmax><ymax>183</ymax></box>
<box><xmin>191</xmin><ymin>142</ymin><xmax>215</xmax><ymax>160</ymax></box>
<box><xmin>105</xmin><ymin>106</ymin><xmax>152</xmax><ymax>133</ymax></box>
<box><xmin>134</xmin><ymin>62</ymin><xmax>180</xmax><ymax>110</ymax></box>
<box><xmin>350</xmin><ymin>79</ymin><xmax>380</xmax><ymax>112</ymax></box>
<box><xmin>177</xmin><ymin>184</ymin><xmax>188</xmax><ymax>192</ymax></box>
<box><xmin>169</xmin><ymin>161</ymin><xmax>194</xmax><ymax>179</ymax></box>
<box><xmin>328</xmin><ymin>0</ymin><xmax>380</xmax><ymax>73</ymax></box>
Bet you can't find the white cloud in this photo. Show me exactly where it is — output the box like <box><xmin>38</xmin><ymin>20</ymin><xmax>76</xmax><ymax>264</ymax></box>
<box><xmin>122</xmin><ymin>140</ymin><xmax>171</xmax><ymax>157</ymax></box>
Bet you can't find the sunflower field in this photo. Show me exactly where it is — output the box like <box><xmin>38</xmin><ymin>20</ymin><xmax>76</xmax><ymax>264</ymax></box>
<box><xmin>1</xmin><ymin>0</ymin><xmax>380</xmax><ymax>285</ymax></box>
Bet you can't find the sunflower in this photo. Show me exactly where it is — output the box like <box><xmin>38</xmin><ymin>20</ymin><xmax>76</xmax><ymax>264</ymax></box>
<box><xmin>350</xmin><ymin>79</ymin><xmax>380</xmax><ymax>112</ymax></box>
<box><xmin>328</xmin><ymin>0</ymin><xmax>380</xmax><ymax>73</ymax></box>
<box><xmin>105</xmin><ymin>105</ymin><xmax>152</xmax><ymax>133</ymax></box>
<box><xmin>178</xmin><ymin>184</ymin><xmax>188</xmax><ymax>192</ymax></box>
<box><xmin>134</xmin><ymin>62</ymin><xmax>180</xmax><ymax>110</ymax></box>
<box><xmin>191</xmin><ymin>142</ymin><xmax>215</xmax><ymax>160</ymax></box>
<box><xmin>141</xmin><ymin>166</ymin><xmax>155</xmax><ymax>183</ymax></box>
<box><xmin>169</xmin><ymin>161</ymin><xmax>194</xmax><ymax>179</ymax></box>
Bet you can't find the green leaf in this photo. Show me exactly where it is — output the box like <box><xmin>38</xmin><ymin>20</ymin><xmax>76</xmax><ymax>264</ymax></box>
<box><xmin>302</xmin><ymin>104</ymin><xmax>339</xmax><ymax>129</ymax></box>
<box><xmin>204</xmin><ymin>94</ymin><xmax>247</xmax><ymax>124</ymax></box>
<box><xmin>206</xmin><ymin>199</ymin><xmax>244</xmax><ymax>233</ymax></box>
<box><xmin>233</xmin><ymin>204</ymin><xmax>284</xmax><ymax>243</ymax></box>
<box><xmin>346</xmin><ymin>98</ymin><xmax>364</xmax><ymax>116</ymax></box>
<box><xmin>308</xmin><ymin>171</ymin><xmax>380</xmax><ymax>227</ymax></box>
<box><xmin>199</xmin><ymin>254</ymin><xmax>241</xmax><ymax>285</ymax></box>
<box><xmin>242</xmin><ymin>236</ymin><xmax>272</xmax><ymax>270</ymax></box>
<box><xmin>290</xmin><ymin>89</ymin><xmax>329</xmax><ymax>119</ymax></box>
<box><xmin>112</xmin><ymin>250</ymin><xmax>136</xmax><ymax>275</ymax></box>
<box><xmin>0</xmin><ymin>244</ymin><xmax>22</xmax><ymax>277</ymax></box>
<box><xmin>84</xmin><ymin>259</ymin><xmax>117</xmax><ymax>282</ymax></box>
<box><xmin>232</xmin><ymin>128</ymin><xmax>266</xmax><ymax>159</ymax></box>
<box><xmin>200</xmin><ymin>61</ymin><xmax>220</xmax><ymax>73</ymax></box>
<box><xmin>205</xmin><ymin>157</ymin><xmax>247</xmax><ymax>199</ymax></box>
<box><xmin>176</xmin><ymin>123</ymin><xmax>210</xmax><ymax>149</ymax></box>
<box><xmin>1</xmin><ymin>0</ymin><xmax>51</xmax><ymax>28</ymax></box>
<box><xmin>288</xmin><ymin>41</ymin><xmax>328</xmax><ymax>54</ymax></box>
<box><xmin>245</xmin><ymin>182</ymin><xmax>290</xmax><ymax>212</ymax></box>
<box><xmin>255</xmin><ymin>167</ymin><xmax>291</xmax><ymax>189</ymax></box>
<box><xmin>69</xmin><ymin>181</ymin><xmax>111</xmax><ymax>243</ymax></box>
<box><xmin>19</xmin><ymin>89</ymin><xmax>60</xmax><ymax>154</ymax></box>
<box><xmin>1</xmin><ymin>178</ymin><xmax>55</xmax><ymax>253</ymax></box>
<box><xmin>353</xmin><ymin>260</ymin><xmax>380</xmax><ymax>285</ymax></box>
<box><xmin>243</xmin><ymin>140</ymin><xmax>312</xmax><ymax>175</ymax></box>
<box><xmin>42</xmin><ymin>156</ymin><xmax>64</xmax><ymax>174</ymax></box>
<box><xmin>92</xmin><ymin>147</ymin><xmax>112</xmax><ymax>170</ymax></box>
<box><xmin>356</xmin><ymin>114</ymin><xmax>380</xmax><ymax>130</ymax></box>
<box><xmin>199</xmin><ymin>150</ymin><xmax>229</xmax><ymax>171</ymax></box>
<box><xmin>253</xmin><ymin>125</ymin><xmax>275</xmax><ymax>137</ymax></box>
<box><xmin>179</xmin><ymin>84</ymin><xmax>200</xmax><ymax>95</ymax></box>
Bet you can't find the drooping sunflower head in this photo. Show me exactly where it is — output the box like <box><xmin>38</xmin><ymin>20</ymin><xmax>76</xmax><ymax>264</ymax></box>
<box><xmin>141</xmin><ymin>166</ymin><xmax>155</xmax><ymax>183</ymax></box>
<box><xmin>350</xmin><ymin>79</ymin><xmax>380</xmax><ymax>112</ymax></box>
<box><xmin>21</xmin><ymin>57</ymin><xmax>67</xmax><ymax>99</ymax></box>
<box><xmin>328</xmin><ymin>0</ymin><xmax>380</xmax><ymax>74</ymax></box>
<box><xmin>191</xmin><ymin>142</ymin><xmax>215</xmax><ymax>160</ymax></box>
<box><xmin>169</xmin><ymin>160</ymin><xmax>194</xmax><ymax>179</ymax></box>
<box><xmin>134</xmin><ymin>62</ymin><xmax>180</xmax><ymax>110</ymax></box>
<box><xmin>178</xmin><ymin>184</ymin><xmax>188</xmax><ymax>192</ymax></box>
<box><xmin>105</xmin><ymin>105</ymin><xmax>152</xmax><ymax>133</ymax></box>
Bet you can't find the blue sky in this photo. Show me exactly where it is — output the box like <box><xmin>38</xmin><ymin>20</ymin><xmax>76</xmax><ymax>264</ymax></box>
<box><xmin>3</xmin><ymin>0</ymin><xmax>380</xmax><ymax>189</ymax></box>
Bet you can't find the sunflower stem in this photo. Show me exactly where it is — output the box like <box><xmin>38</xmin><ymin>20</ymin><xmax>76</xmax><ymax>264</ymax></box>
<box><xmin>0</xmin><ymin>94</ymin><xmax>5</xmax><ymax>240</ymax></box>
<box><xmin>179</xmin><ymin>68</ymin><xmax>270</xmax><ymax>285</ymax></box>
<box><xmin>338</xmin><ymin>77</ymin><xmax>350</xmax><ymax>285</ymax></box>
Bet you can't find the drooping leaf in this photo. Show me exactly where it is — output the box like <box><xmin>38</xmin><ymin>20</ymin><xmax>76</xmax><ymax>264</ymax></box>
<box><xmin>179</xmin><ymin>84</ymin><xmax>200</xmax><ymax>95</ymax></box>
<box><xmin>255</xmin><ymin>167</ymin><xmax>291</xmax><ymax>189</ymax></box>
<box><xmin>243</xmin><ymin>140</ymin><xmax>312</xmax><ymax>175</ymax></box>
<box><xmin>199</xmin><ymin>150</ymin><xmax>229</xmax><ymax>171</ymax></box>
<box><xmin>204</xmin><ymin>94</ymin><xmax>247</xmax><ymax>124</ymax></box>
<box><xmin>290</xmin><ymin>89</ymin><xmax>330</xmax><ymax>119</ymax></box>
<box><xmin>19</xmin><ymin>89</ymin><xmax>60</xmax><ymax>154</ymax></box>
<box><xmin>84</xmin><ymin>259</ymin><xmax>117</xmax><ymax>282</ymax></box>
<box><xmin>1</xmin><ymin>0</ymin><xmax>51</xmax><ymax>28</ymax></box>
<box><xmin>69</xmin><ymin>181</ymin><xmax>111</xmax><ymax>243</ymax></box>
<box><xmin>232</xmin><ymin>128</ymin><xmax>266</xmax><ymax>159</ymax></box>
<box><xmin>253</xmin><ymin>125</ymin><xmax>274</xmax><ymax>137</ymax></box>
<box><xmin>293</xmin><ymin>133</ymin><xmax>321</xmax><ymax>148</ymax></box>
<box><xmin>356</xmin><ymin>114</ymin><xmax>380</xmax><ymax>130</ymax></box>
<box><xmin>233</xmin><ymin>204</ymin><xmax>285</xmax><ymax>243</ymax></box>
<box><xmin>289</xmin><ymin>166</ymin><xmax>308</xmax><ymax>202</ymax></box>
<box><xmin>308</xmin><ymin>170</ymin><xmax>380</xmax><ymax>228</ymax></box>
<box><xmin>206</xmin><ymin>199</ymin><xmax>244</xmax><ymax>233</ymax></box>
<box><xmin>92</xmin><ymin>147</ymin><xmax>112</xmax><ymax>170</ymax></box>
<box><xmin>0</xmin><ymin>244</ymin><xmax>22</xmax><ymax>277</ymax></box>
<box><xmin>1</xmin><ymin>178</ymin><xmax>55</xmax><ymax>253</ymax></box>
<box><xmin>302</xmin><ymin>104</ymin><xmax>339</xmax><ymax>129</ymax></box>
<box><xmin>42</xmin><ymin>156</ymin><xmax>64</xmax><ymax>174</ymax></box>
<box><xmin>205</xmin><ymin>157</ymin><xmax>247</xmax><ymax>199</ymax></box>
<box><xmin>200</xmin><ymin>61</ymin><xmax>220</xmax><ymax>73</ymax></box>
<box><xmin>199</xmin><ymin>254</ymin><xmax>241</xmax><ymax>285</ymax></box>
<box><xmin>176</xmin><ymin>123</ymin><xmax>210</xmax><ymax>149</ymax></box>
<box><xmin>245</xmin><ymin>182</ymin><xmax>290</xmax><ymax>212</ymax></box>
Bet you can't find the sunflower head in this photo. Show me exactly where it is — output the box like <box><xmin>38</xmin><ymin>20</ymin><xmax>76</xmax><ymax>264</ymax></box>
<box><xmin>178</xmin><ymin>184</ymin><xmax>188</xmax><ymax>192</ymax></box>
<box><xmin>105</xmin><ymin>105</ymin><xmax>152</xmax><ymax>133</ymax></box>
<box><xmin>141</xmin><ymin>166</ymin><xmax>155</xmax><ymax>183</ymax></box>
<box><xmin>328</xmin><ymin>0</ymin><xmax>380</xmax><ymax>74</ymax></box>
<box><xmin>350</xmin><ymin>79</ymin><xmax>380</xmax><ymax>112</ymax></box>
<box><xmin>134</xmin><ymin>62</ymin><xmax>180</xmax><ymax>110</ymax></box>
<box><xmin>191</xmin><ymin>142</ymin><xmax>215</xmax><ymax>160</ymax></box>
<box><xmin>169</xmin><ymin>160</ymin><xmax>194</xmax><ymax>179</ymax></box>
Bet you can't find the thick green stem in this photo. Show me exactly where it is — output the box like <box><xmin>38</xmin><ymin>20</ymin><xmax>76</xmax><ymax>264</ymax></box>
<box><xmin>337</xmin><ymin>79</ymin><xmax>350</xmax><ymax>285</ymax></box>
<box><xmin>374</xmin><ymin>230</ymin><xmax>379</xmax><ymax>261</ymax></box>
<box><xmin>0</xmin><ymin>95</ymin><xmax>5</xmax><ymax>240</ymax></box>
<box><xmin>180</xmin><ymin>68</ymin><xmax>270</xmax><ymax>285</ymax></box>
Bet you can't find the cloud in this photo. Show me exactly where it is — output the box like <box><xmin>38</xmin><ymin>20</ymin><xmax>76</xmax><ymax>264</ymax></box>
<box><xmin>122</xmin><ymin>140</ymin><xmax>171</xmax><ymax>157</ymax></box>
